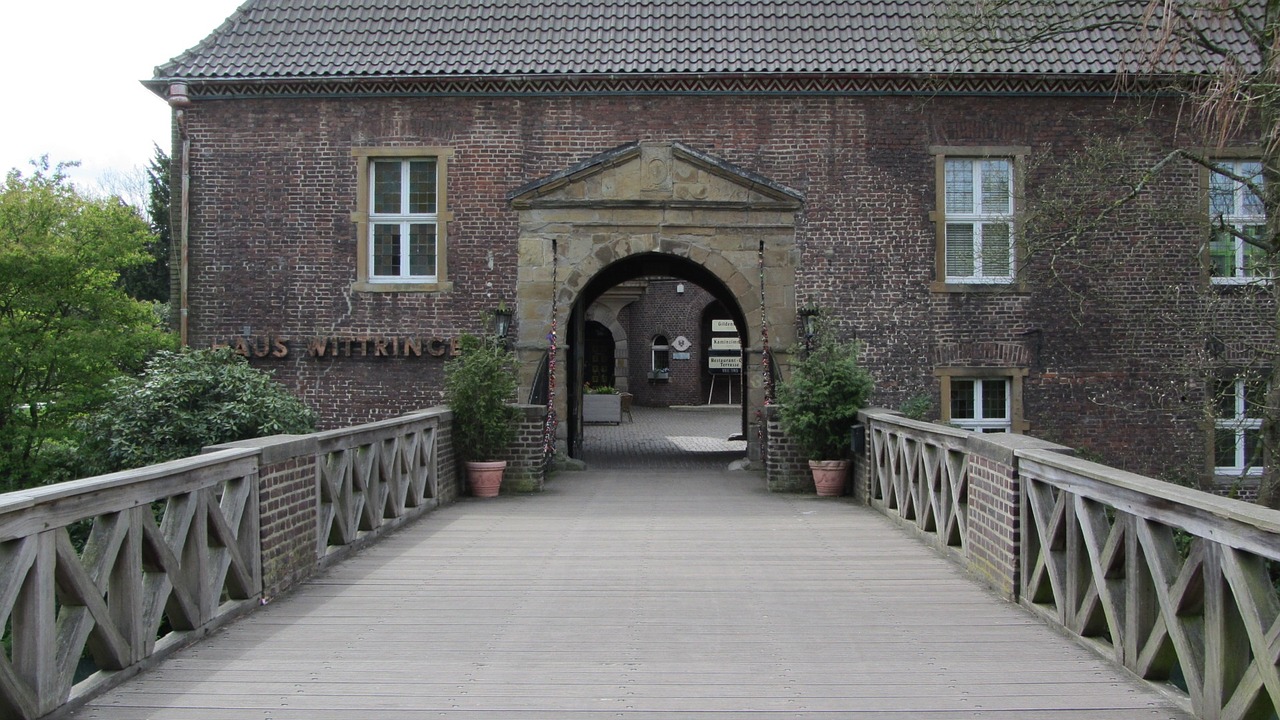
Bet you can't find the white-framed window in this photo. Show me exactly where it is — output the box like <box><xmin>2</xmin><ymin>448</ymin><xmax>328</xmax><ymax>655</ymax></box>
<box><xmin>651</xmin><ymin>335</ymin><xmax>670</xmax><ymax>378</ymax></box>
<box><xmin>1208</xmin><ymin>160</ymin><xmax>1267</xmax><ymax>284</ymax></box>
<box><xmin>944</xmin><ymin>158</ymin><xmax>1015</xmax><ymax>283</ymax></box>
<box><xmin>370</xmin><ymin>158</ymin><xmax>439</xmax><ymax>281</ymax></box>
<box><xmin>1214</xmin><ymin>373</ymin><xmax>1265</xmax><ymax>477</ymax></box>
<box><xmin>351</xmin><ymin>147</ymin><xmax>452</xmax><ymax>292</ymax></box>
<box><xmin>948</xmin><ymin>377</ymin><xmax>1011</xmax><ymax>433</ymax></box>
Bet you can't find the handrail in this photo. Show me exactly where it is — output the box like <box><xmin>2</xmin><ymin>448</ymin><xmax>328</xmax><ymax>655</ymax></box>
<box><xmin>0</xmin><ymin>449</ymin><xmax>262</xmax><ymax>720</ymax></box>
<box><xmin>858</xmin><ymin>409</ymin><xmax>1280</xmax><ymax>720</ymax></box>
<box><xmin>0</xmin><ymin>407</ymin><xmax>457</xmax><ymax>720</ymax></box>
<box><xmin>1018</xmin><ymin>449</ymin><xmax>1280</xmax><ymax>720</ymax></box>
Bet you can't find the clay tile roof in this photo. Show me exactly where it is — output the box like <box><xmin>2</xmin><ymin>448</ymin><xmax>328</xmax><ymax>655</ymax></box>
<box><xmin>152</xmin><ymin>0</ymin><xmax>1255</xmax><ymax>82</ymax></box>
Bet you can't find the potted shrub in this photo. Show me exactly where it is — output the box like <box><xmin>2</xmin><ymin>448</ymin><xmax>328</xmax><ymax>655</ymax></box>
<box><xmin>777</xmin><ymin>319</ymin><xmax>874</xmax><ymax>496</ymax></box>
<box><xmin>444</xmin><ymin>333</ymin><xmax>521</xmax><ymax>497</ymax></box>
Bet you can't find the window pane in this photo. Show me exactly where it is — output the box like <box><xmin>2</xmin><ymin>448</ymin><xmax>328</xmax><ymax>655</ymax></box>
<box><xmin>945</xmin><ymin>224</ymin><xmax>975</xmax><ymax>277</ymax></box>
<box><xmin>1244</xmin><ymin>428</ymin><xmax>1261</xmax><ymax>468</ymax></box>
<box><xmin>945</xmin><ymin>159</ymin><xmax>973</xmax><ymax>214</ymax></box>
<box><xmin>951</xmin><ymin>379</ymin><xmax>975</xmax><ymax>419</ymax></box>
<box><xmin>653</xmin><ymin>350</ymin><xmax>669</xmax><ymax>369</ymax></box>
<box><xmin>407</xmin><ymin>160</ymin><xmax>437</xmax><ymax>214</ymax></box>
<box><xmin>408</xmin><ymin>223</ymin><xmax>436</xmax><ymax>277</ymax></box>
<box><xmin>1245</xmin><ymin>376</ymin><xmax>1266</xmax><ymax>418</ymax></box>
<box><xmin>1243</xmin><ymin>225</ymin><xmax>1267</xmax><ymax>277</ymax></box>
<box><xmin>1209</xmin><ymin>229</ymin><xmax>1235</xmax><ymax>277</ymax></box>
<box><xmin>981</xmin><ymin>379</ymin><xmax>1008</xmax><ymax>420</ymax></box>
<box><xmin>1241</xmin><ymin>162</ymin><xmax>1264</xmax><ymax>216</ymax></box>
<box><xmin>1214</xmin><ymin>375</ymin><xmax>1237</xmax><ymax>418</ymax></box>
<box><xmin>372</xmin><ymin>224</ymin><xmax>401</xmax><ymax>276</ymax></box>
<box><xmin>980</xmin><ymin>160</ymin><xmax>1011</xmax><ymax>213</ymax></box>
<box><xmin>981</xmin><ymin>223</ymin><xmax>1012</xmax><ymax>276</ymax></box>
<box><xmin>372</xmin><ymin>161</ymin><xmax>402</xmax><ymax>215</ymax></box>
<box><xmin>1214</xmin><ymin>428</ymin><xmax>1238</xmax><ymax>467</ymax></box>
<box><xmin>1209</xmin><ymin>171</ymin><xmax>1234</xmax><ymax>217</ymax></box>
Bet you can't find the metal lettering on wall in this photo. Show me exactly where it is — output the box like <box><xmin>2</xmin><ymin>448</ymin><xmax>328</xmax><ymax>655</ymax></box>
<box><xmin>212</xmin><ymin>335</ymin><xmax>461</xmax><ymax>359</ymax></box>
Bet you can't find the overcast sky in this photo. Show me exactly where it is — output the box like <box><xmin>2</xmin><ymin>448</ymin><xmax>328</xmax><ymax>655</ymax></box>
<box><xmin>1</xmin><ymin>1</ymin><xmax>246</xmax><ymax>191</ymax></box>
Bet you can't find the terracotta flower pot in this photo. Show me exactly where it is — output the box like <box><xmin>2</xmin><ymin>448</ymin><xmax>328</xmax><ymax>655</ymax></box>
<box><xmin>809</xmin><ymin>459</ymin><xmax>849</xmax><ymax>497</ymax></box>
<box><xmin>465</xmin><ymin>460</ymin><xmax>507</xmax><ymax>498</ymax></box>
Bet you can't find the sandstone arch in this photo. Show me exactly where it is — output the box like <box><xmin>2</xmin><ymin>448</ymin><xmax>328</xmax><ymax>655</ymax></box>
<box><xmin>510</xmin><ymin>141</ymin><xmax>802</xmax><ymax>460</ymax></box>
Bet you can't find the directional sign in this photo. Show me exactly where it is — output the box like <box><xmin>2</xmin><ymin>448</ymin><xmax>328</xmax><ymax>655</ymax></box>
<box><xmin>712</xmin><ymin>319</ymin><xmax>737</xmax><ymax>333</ymax></box>
<box><xmin>710</xmin><ymin>337</ymin><xmax>741</xmax><ymax>350</ymax></box>
<box><xmin>708</xmin><ymin>356</ymin><xmax>742</xmax><ymax>370</ymax></box>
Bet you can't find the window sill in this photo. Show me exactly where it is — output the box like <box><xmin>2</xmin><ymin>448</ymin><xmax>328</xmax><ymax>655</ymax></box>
<box><xmin>1210</xmin><ymin>278</ymin><xmax>1273</xmax><ymax>294</ymax></box>
<box><xmin>353</xmin><ymin>280</ymin><xmax>453</xmax><ymax>293</ymax></box>
<box><xmin>930</xmin><ymin>280</ymin><xmax>1027</xmax><ymax>294</ymax></box>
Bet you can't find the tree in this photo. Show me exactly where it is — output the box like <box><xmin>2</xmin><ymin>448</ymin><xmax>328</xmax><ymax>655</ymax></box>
<box><xmin>79</xmin><ymin>349</ymin><xmax>316</xmax><ymax>475</ymax></box>
<box><xmin>0</xmin><ymin>159</ymin><xmax>174</xmax><ymax>490</ymax></box>
<box><xmin>116</xmin><ymin>144</ymin><xmax>171</xmax><ymax>303</ymax></box>
<box><xmin>935</xmin><ymin>1</ymin><xmax>1280</xmax><ymax>507</ymax></box>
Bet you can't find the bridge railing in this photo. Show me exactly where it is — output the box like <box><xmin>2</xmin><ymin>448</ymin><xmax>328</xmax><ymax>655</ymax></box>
<box><xmin>0</xmin><ymin>407</ymin><xmax>458</xmax><ymax>720</ymax></box>
<box><xmin>856</xmin><ymin>408</ymin><xmax>1280</xmax><ymax>720</ymax></box>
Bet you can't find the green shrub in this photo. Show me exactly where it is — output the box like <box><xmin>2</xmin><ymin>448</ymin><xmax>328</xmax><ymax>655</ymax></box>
<box><xmin>899</xmin><ymin>394</ymin><xmax>933</xmax><ymax>421</ymax></box>
<box><xmin>777</xmin><ymin>327</ymin><xmax>875</xmax><ymax>461</ymax></box>
<box><xmin>80</xmin><ymin>348</ymin><xmax>315</xmax><ymax>474</ymax></box>
<box><xmin>444</xmin><ymin>334</ymin><xmax>520</xmax><ymax>462</ymax></box>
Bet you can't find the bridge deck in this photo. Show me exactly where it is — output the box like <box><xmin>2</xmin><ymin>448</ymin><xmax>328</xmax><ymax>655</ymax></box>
<box><xmin>69</xmin><ymin>409</ymin><xmax>1190</xmax><ymax>719</ymax></box>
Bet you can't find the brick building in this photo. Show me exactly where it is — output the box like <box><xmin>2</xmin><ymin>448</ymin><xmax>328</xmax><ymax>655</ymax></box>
<box><xmin>148</xmin><ymin>1</ymin><xmax>1272</xmax><ymax>490</ymax></box>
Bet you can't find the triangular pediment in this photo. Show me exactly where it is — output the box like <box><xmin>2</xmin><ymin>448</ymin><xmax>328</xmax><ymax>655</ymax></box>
<box><xmin>508</xmin><ymin>142</ymin><xmax>803</xmax><ymax>209</ymax></box>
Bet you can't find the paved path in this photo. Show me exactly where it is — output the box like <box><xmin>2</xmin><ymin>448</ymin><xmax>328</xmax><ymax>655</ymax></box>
<box><xmin>69</xmin><ymin>417</ymin><xmax>1192</xmax><ymax>719</ymax></box>
<box><xmin>580</xmin><ymin>405</ymin><xmax>747</xmax><ymax>470</ymax></box>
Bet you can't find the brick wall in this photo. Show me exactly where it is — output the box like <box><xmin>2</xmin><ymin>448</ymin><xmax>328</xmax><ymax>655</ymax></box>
<box><xmin>177</xmin><ymin>90</ymin><xmax>1261</xmax><ymax>486</ymax></box>
<box><xmin>764</xmin><ymin>405</ymin><xmax>812</xmax><ymax>492</ymax></box>
<box><xmin>496</xmin><ymin>404</ymin><xmax>549</xmax><ymax>493</ymax></box>
<box><xmin>965</xmin><ymin>449</ymin><xmax>1021</xmax><ymax>600</ymax></box>
<box><xmin>257</xmin><ymin>450</ymin><xmax>318</xmax><ymax>596</ymax></box>
<box><xmin>619</xmin><ymin>280</ymin><xmax>728</xmax><ymax>407</ymax></box>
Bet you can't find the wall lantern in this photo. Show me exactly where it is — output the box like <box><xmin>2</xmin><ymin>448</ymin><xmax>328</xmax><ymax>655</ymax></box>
<box><xmin>798</xmin><ymin>306</ymin><xmax>821</xmax><ymax>354</ymax></box>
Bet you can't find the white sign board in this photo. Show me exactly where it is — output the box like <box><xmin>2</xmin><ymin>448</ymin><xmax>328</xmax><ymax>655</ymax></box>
<box><xmin>710</xmin><ymin>337</ymin><xmax>741</xmax><ymax>350</ymax></box>
<box><xmin>708</xmin><ymin>356</ymin><xmax>742</xmax><ymax>370</ymax></box>
<box><xmin>711</xmin><ymin>320</ymin><xmax>737</xmax><ymax>333</ymax></box>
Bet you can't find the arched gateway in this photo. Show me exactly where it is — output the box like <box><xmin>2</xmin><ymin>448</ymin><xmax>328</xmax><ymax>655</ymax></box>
<box><xmin>508</xmin><ymin>142</ymin><xmax>803</xmax><ymax>460</ymax></box>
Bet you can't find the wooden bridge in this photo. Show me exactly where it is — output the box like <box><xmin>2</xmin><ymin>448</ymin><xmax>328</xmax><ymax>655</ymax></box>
<box><xmin>1</xmin><ymin>407</ymin><xmax>1276</xmax><ymax>719</ymax></box>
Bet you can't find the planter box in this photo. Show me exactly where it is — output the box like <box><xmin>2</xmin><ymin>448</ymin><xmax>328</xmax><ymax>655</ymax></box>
<box><xmin>583</xmin><ymin>394</ymin><xmax>622</xmax><ymax>424</ymax></box>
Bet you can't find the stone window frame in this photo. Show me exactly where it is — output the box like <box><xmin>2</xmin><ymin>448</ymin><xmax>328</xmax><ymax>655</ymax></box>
<box><xmin>1202</xmin><ymin>154</ymin><xmax>1270</xmax><ymax>286</ymax></box>
<box><xmin>351</xmin><ymin>147</ymin><xmax>454</xmax><ymax>293</ymax></box>
<box><xmin>1211</xmin><ymin>369</ymin><xmax>1266</xmax><ymax>479</ymax></box>
<box><xmin>935</xmin><ymin>366</ymin><xmax>1030</xmax><ymax>434</ymax></box>
<box><xmin>929</xmin><ymin>146</ymin><xmax>1030</xmax><ymax>294</ymax></box>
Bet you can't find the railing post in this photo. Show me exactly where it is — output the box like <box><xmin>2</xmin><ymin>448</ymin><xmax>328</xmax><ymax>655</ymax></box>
<box><xmin>968</xmin><ymin>445</ymin><xmax>1021</xmax><ymax>601</ymax></box>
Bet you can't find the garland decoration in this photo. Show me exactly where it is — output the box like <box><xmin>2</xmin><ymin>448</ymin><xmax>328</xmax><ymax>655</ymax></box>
<box><xmin>757</xmin><ymin>238</ymin><xmax>772</xmax><ymax>466</ymax></box>
<box><xmin>542</xmin><ymin>238</ymin><xmax>559</xmax><ymax>468</ymax></box>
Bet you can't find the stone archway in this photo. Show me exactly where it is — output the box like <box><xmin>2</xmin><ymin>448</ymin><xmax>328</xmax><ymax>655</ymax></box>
<box><xmin>509</xmin><ymin>141</ymin><xmax>802</xmax><ymax>460</ymax></box>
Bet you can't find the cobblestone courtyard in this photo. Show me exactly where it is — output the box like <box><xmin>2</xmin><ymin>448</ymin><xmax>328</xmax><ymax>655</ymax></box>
<box><xmin>579</xmin><ymin>405</ymin><xmax>748</xmax><ymax>470</ymax></box>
